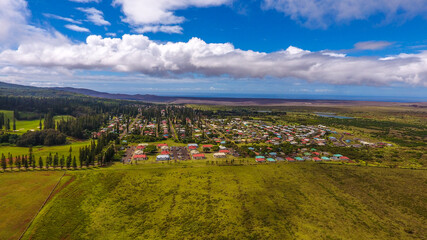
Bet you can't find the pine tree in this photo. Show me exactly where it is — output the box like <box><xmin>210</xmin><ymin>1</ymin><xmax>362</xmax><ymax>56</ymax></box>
<box><xmin>53</xmin><ymin>153</ymin><xmax>58</xmax><ymax>169</ymax></box>
<box><xmin>38</xmin><ymin>157</ymin><xmax>43</xmax><ymax>170</ymax></box>
<box><xmin>39</xmin><ymin>117</ymin><xmax>42</xmax><ymax>130</ymax></box>
<box><xmin>72</xmin><ymin>156</ymin><xmax>77</xmax><ymax>169</ymax></box>
<box><xmin>8</xmin><ymin>154</ymin><xmax>13</xmax><ymax>171</ymax></box>
<box><xmin>16</xmin><ymin>156</ymin><xmax>21</xmax><ymax>170</ymax></box>
<box><xmin>13</xmin><ymin>116</ymin><xmax>16</xmax><ymax>131</ymax></box>
<box><xmin>5</xmin><ymin>118</ymin><xmax>10</xmax><ymax>131</ymax></box>
<box><xmin>0</xmin><ymin>113</ymin><xmax>4</xmax><ymax>129</ymax></box>
<box><xmin>23</xmin><ymin>156</ymin><xmax>28</xmax><ymax>170</ymax></box>
<box><xmin>28</xmin><ymin>147</ymin><xmax>33</xmax><ymax>168</ymax></box>
<box><xmin>1</xmin><ymin>154</ymin><xmax>6</xmax><ymax>171</ymax></box>
<box><xmin>60</xmin><ymin>155</ymin><xmax>64</xmax><ymax>169</ymax></box>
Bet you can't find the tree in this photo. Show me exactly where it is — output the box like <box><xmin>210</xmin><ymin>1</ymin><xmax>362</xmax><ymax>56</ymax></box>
<box><xmin>60</xmin><ymin>155</ymin><xmax>64</xmax><ymax>169</ymax></box>
<box><xmin>72</xmin><ymin>156</ymin><xmax>77</xmax><ymax>169</ymax></box>
<box><xmin>16</xmin><ymin>156</ymin><xmax>21</xmax><ymax>170</ymax></box>
<box><xmin>38</xmin><ymin>157</ymin><xmax>43</xmax><ymax>170</ymax></box>
<box><xmin>8</xmin><ymin>153</ymin><xmax>13</xmax><ymax>171</ymax></box>
<box><xmin>28</xmin><ymin>147</ymin><xmax>33</xmax><ymax>168</ymax></box>
<box><xmin>1</xmin><ymin>154</ymin><xmax>6</xmax><ymax>171</ymax></box>
<box><xmin>39</xmin><ymin>117</ymin><xmax>42</xmax><ymax>130</ymax></box>
<box><xmin>53</xmin><ymin>153</ymin><xmax>58</xmax><ymax>169</ymax></box>
<box><xmin>23</xmin><ymin>156</ymin><xmax>28</xmax><ymax>170</ymax></box>
<box><xmin>5</xmin><ymin>118</ymin><xmax>10</xmax><ymax>131</ymax></box>
<box><xmin>13</xmin><ymin>116</ymin><xmax>16</xmax><ymax>131</ymax></box>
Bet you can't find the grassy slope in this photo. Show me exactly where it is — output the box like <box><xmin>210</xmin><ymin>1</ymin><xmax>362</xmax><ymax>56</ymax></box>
<box><xmin>0</xmin><ymin>171</ymin><xmax>64</xmax><ymax>240</ymax></box>
<box><xmin>23</xmin><ymin>163</ymin><xmax>427</xmax><ymax>240</ymax></box>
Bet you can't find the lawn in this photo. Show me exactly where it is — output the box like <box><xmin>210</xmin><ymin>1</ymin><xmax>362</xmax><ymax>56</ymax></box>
<box><xmin>0</xmin><ymin>171</ymin><xmax>64</xmax><ymax>239</ymax></box>
<box><xmin>19</xmin><ymin>163</ymin><xmax>427</xmax><ymax>240</ymax></box>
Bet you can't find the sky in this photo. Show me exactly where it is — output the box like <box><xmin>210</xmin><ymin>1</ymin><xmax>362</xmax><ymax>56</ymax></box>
<box><xmin>0</xmin><ymin>0</ymin><xmax>427</xmax><ymax>101</ymax></box>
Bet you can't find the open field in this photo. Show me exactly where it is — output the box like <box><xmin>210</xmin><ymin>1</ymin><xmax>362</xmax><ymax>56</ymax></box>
<box><xmin>14</xmin><ymin>162</ymin><xmax>427</xmax><ymax>240</ymax></box>
<box><xmin>0</xmin><ymin>171</ymin><xmax>64</xmax><ymax>239</ymax></box>
<box><xmin>0</xmin><ymin>110</ymin><xmax>74</xmax><ymax>135</ymax></box>
<box><xmin>0</xmin><ymin>139</ymin><xmax>91</xmax><ymax>167</ymax></box>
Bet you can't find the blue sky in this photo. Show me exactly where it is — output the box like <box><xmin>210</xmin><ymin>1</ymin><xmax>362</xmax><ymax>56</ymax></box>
<box><xmin>1</xmin><ymin>0</ymin><xmax>427</xmax><ymax>101</ymax></box>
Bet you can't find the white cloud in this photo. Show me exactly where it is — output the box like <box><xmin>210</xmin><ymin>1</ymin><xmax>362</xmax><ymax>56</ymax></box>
<box><xmin>112</xmin><ymin>0</ymin><xmax>231</xmax><ymax>33</ymax></box>
<box><xmin>354</xmin><ymin>41</ymin><xmax>393</xmax><ymax>50</ymax></box>
<box><xmin>77</xmin><ymin>7</ymin><xmax>110</xmax><ymax>26</ymax></box>
<box><xmin>69</xmin><ymin>0</ymin><xmax>101</xmax><ymax>3</ymax></box>
<box><xmin>65</xmin><ymin>24</ymin><xmax>90</xmax><ymax>32</ymax></box>
<box><xmin>43</xmin><ymin>13</ymin><xmax>82</xmax><ymax>24</ymax></box>
<box><xmin>1</xmin><ymin>34</ymin><xmax>427</xmax><ymax>87</ymax></box>
<box><xmin>135</xmin><ymin>25</ymin><xmax>183</xmax><ymax>34</ymax></box>
<box><xmin>263</xmin><ymin>0</ymin><xmax>427</xmax><ymax>28</ymax></box>
<box><xmin>0</xmin><ymin>0</ymin><xmax>67</xmax><ymax>49</ymax></box>
<box><xmin>106</xmin><ymin>32</ymin><xmax>117</xmax><ymax>37</ymax></box>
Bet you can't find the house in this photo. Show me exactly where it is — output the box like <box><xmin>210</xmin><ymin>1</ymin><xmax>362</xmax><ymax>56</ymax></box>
<box><xmin>133</xmin><ymin>154</ymin><xmax>147</xmax><ymax>161</ymax></box>
<box><xmin>213</xmin><ymin>153</ymin><xmax>227</xmax><ymax>158</ymax></box>
<box><xmin>321</xmin><ymin>156</ymin><xmax>330</xmax><ymax>161</ymax></box>
<box><xmin>313</xmin><ymin>157</ymin><xmax>321</xmax><ymax>161</ymax></box>
<box><xmin>156</xmin><ymin>154</ymin><xmax>170</xmax><ymax>161</ymax></box>
<box><xmin>295</xmin><ymin>157</ymin><xmax>304</xmax><ymax>161</ymax></box>
<box><xmin>267</xmin><ymin>158</ymin><xmax>276</xmax><ymax>162</ymax></box>
<box><xmin>219</xmin><ymin>149</ymin><xmax>230</xmax><ymax>154</ymax></box>
<box><xmin>202</xmin><ymin>144</ymin><xmax>213</xmax><ymax>150</ymax></box>
<box><xmin>192</xmin><ymin>153</ymin><xmax>206</xmax><ymax>159</ymax></box>
<box><xmin>255</xmin><ymin>156</ymin><xmax>266</xmax><ymax>162</ymax></box>
<box><xmin>286</xmin><ymin>157</ymin><xmax>295</xmax><ymax>162</ymax></box>
<box><xmin>340</xmin><ymin>156</ymin><xmax>350</xmax><ymax>161</ymax></box>
<box><xmin>276</xmin><ymin>157</ymin><xmax>285</xmax><ymax>161</ymax></box>
<box><xmin>157</xmin><ymin>143</ymin><xmax>168</xmax><ymax>149</ymax></box>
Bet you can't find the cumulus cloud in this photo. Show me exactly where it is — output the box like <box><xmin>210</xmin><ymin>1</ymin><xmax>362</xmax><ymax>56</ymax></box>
<box><xmin>77</xmin><ymin>7</ymin><xmax>110</xmax><ymax>26</ymax></box>
<box><xmin>263</xmin><ymin>0</ymin><xmax>427</xmax><ymax>28</ymax></box>
<box><xmin>354</xmin><ymin>41</ymin><xmax>393</xmax><ymax>50</ymax></box>
<box><xmin>112</xmin><ymin>0</ymin><xmax>231</xmax><ymax>33</ymax></box>
<box><xmin>65</xmin><ymin>24</ymin><xmax>91</xmax><ymax>32</ymax></box>
<box><xmin>1</xmin><ymin>34</ymin><xmax>427</xmax><ymax>87</ymax></box>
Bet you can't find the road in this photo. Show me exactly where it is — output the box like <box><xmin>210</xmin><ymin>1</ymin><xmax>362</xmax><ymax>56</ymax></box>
<box><xmin>120</xmin><ymin>115</ymin><xmax>140</xmax><ymax>139</ymax></box>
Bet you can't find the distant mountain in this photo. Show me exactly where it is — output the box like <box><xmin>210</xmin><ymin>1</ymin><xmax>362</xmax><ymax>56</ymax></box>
<box><xmin>1</xmin><ymin>81</ymin><xmax>425</xmax><ymax>107</ymax></box>
<box><xmin>54</xmin><ymin>87</ymin><xmax>176</xmax><ymax>102</ymax></box>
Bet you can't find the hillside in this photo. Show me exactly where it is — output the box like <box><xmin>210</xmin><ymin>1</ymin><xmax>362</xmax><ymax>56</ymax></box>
<box><xmin>20</xmin><ymin>163</ymin><xmax>427</xmax><ymax>240</ymax></box>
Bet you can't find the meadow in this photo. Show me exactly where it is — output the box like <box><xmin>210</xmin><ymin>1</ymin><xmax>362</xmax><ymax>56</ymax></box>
<box><xmin>0</xmin><ymin>171</ymin><xmax>64</xmax><ymax>240</ymax></box>
<box><xmin>0</xmin><ymin>110</ymin><xmax>73</xmax><ymax>135</ymax></box>
<box><xmin>12</xmin><ymin>162</ymin><xmax>426</xmax><ymax>240</ymax></box>
<box><xmin>0</xmin><ymin>139</ymin><xmax>92</xmax><ymax>167</ymax></box>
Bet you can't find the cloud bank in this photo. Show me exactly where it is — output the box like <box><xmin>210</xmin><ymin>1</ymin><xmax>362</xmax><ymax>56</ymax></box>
<box><xmin>1</xmin><ymin>34</ymin><xmax>426</xmax><ymax>87</ymax></box>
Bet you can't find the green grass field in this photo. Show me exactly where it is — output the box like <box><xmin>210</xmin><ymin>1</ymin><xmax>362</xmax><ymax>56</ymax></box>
<box><xmin>0</xmin><ymin>110</ymin><xmax>74</xmax><ymax>135</ymax></box>
<box><xmin>0</xmin><ymin>139</ymin><xmax>91</xmax><ymax>166</ymax></box>
<box><xmin>0</xmin><ymin>171</ymin><xmax>64</xmax><ymax>240</ymax></box>
<box><xmin>13</xmin><ymin>163</ymin><xmax>427</xmax><ymax>240</ymax></box>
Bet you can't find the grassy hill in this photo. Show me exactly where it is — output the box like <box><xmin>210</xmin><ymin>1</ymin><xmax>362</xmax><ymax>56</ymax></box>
<box><xmin>12</xmin><ymin>163</ymin><xmax>426</xmax><ymax>240</ymax></box>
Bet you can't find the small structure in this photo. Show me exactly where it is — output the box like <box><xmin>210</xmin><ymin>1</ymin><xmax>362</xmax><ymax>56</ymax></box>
<box><xmin>214</xmin><ymin>153</ymin><xmax>227</xmax><ymax>158</ymax></box>
<box><xmin>267</xmin><ymin>158</ymin><xmax>276</xmax><ymax>162</ymax></box>
<box><xmin>133</xmin><ymin>154</ymin><xmax>147</xmax><ymax>161</ymax></box>
<box><xmin>192</xmin><ymin>153</ymin><xmax>206</xmax><ymax>159</ymax></box>
<box><xmin>156</xmin><ymin>154</ymin><xmax>170</xmax><ymax>161</ymax></box>
<box><xmin>255</xmin><ymin>156</ymin><xmax>265</xmax><ymax>162</ymax></box>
